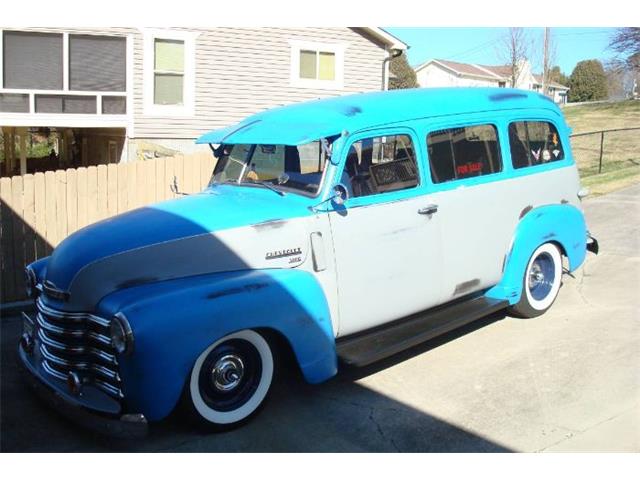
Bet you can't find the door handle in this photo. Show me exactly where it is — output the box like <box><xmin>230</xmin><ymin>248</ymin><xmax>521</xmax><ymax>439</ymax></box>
<box><xmin>418</xmin><ymin>204</ymin><xmax>438</xmax><ymax>215</ymax></box>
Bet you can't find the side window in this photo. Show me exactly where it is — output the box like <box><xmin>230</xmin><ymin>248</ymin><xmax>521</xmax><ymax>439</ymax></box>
<box><xmin>508</xmin><ymin>121</ymin><xmax>565</xmax><ymax>169</ymax></box>
<box><xmin>344</xmin><ymin>134</ymin><xmax>419</xmax><ymax>198</ymax></box>
<box><xmin>297</xmin><ymin>141</ymin><xmax>324</xmax><ymax>174</ymax></box>
<box><xmin>426</xmin><ymin>124</ymin><xmax>502</xmax><ymax>184</ymax></box>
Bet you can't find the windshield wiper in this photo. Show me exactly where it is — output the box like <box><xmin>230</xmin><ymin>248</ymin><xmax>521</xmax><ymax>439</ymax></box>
<box><xmin>247</xmin><ymin>179</ymin><xmax>286</xmax><ymax>196</ymax></box>
<box><xmin>212</xmin><ymin>178</ymin><xmax>285</xmax><ymax>196</ymax></box>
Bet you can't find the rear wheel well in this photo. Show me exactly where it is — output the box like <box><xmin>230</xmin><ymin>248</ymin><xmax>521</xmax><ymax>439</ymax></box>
<box><xmin>551</xmin><ymin>240</ymin><xmax>567</xmax><ymax>257</ymax></box>
<box><xmin>550</xmin><ymin>240</ymin><xmax>570</xmax><ymax>269</ymax></box>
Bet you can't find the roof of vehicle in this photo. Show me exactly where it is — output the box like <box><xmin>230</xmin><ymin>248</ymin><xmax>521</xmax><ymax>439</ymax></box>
<box><xmin>196</xmin><ymin>87</ymin><xmax>561</xmax><ymax>146</ymax></box>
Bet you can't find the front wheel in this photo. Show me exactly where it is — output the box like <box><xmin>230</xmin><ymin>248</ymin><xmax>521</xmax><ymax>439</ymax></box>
<box><xmin>508</xmin><ymin>243</ymin><xmax>563</xmax><ymax>318</ymax></box>
<box><xmin>184</xmin><ymin>329</ymin><xmax>274</xmax><ymax>431</ymax></box>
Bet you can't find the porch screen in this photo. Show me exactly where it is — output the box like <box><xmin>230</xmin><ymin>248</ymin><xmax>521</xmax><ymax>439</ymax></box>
<box><xmin>2</xmin><ymin>31</ymin><xmax>63</xmax><ymax>89</ymax></box>
<box><xmin>69</xmin><ymin>35</ymin><xmax>126</xmax><ymax>91</ymax></box>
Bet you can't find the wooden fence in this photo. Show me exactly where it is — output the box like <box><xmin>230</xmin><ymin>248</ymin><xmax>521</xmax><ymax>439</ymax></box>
<box><xmin>0</xmin><ymin>152</ymin><xmax>215</xmax><ymax>303</ymax></box>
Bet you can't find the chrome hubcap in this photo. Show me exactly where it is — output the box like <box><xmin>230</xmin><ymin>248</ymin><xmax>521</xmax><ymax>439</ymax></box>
<box><xmin>527</xmin><ymin>252</ymin><xmax>555</xmax><ymax>301</ymax></box>
<box><xmin>211</xmin><ymin>354</ymin><xmax>245</xmax><ymax>392</ymax></box>
<box><xmin>528</xmin><ymin>265</ymin><xmax>545</xmax><ymax>288</ymax></box>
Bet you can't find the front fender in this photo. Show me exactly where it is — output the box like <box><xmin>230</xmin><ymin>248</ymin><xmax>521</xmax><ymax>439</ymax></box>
<box><xmin>486</xmin><ymin>204</ymin><xmax>587</xmax><ymax>304</ymax></box>
<box><xmin>97</xmin><ymin>269</ymin><xmax>337</xmax><ymax>421</ymax></box>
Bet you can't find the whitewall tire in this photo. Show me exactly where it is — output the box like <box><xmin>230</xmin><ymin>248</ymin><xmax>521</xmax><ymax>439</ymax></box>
<box><xmin>509</xmin><ymin>243</ymin><xmax>563</xmax><ymax>318</ymax></box>
<box><xmin>184</xmin><ymin>329</ymin><xmax>274</xmax><ymax>430</ymax></box>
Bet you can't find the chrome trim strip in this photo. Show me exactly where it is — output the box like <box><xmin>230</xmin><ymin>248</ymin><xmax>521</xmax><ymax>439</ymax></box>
<box><xmin>112</xmin><ymin>312</ymin><xmax>134</xmax><ymax>356</ymax></box>
<box><xmin>42</xmin><ymin>281</ymin><xmax>70</xmax><ymax>301</ymax></box>
<box><xmin>42</xmin><ymin>359</ymin><xmax>67</xmax><ymax>381</ymax></box>
<box><xmin>37</xmin><ymin>329</ymin><xmax>117</xmax><ymax>365</ymax></box>
<box><xmin>35</xmin><ymin>298</ymin><xmax>123</xmax><ymax>401</ymax></box>
<box><xmin>36</xmin><ymin>297</ymin><xmax>110</xmax><ymax>327</ymax></box>
<box><xmin>39</xmin><ymin>344</ymin><xmax>120</xmax><ymax>382</ymax></box>
<box><xmin>94</xmin><ymin>379</ymin><xmax>125</xmax><ymax>399</ymax></box>
<box><xmin>36</xmin><ymin>313</ymin><xmax>112</xmax><ymax>347</ymax></box>
<box><xmin>42</xmin><ymin>359</ymin><xmax>124</xmax><ymax>399</ymax></box>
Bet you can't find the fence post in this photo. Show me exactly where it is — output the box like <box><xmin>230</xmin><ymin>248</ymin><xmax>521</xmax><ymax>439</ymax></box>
<box><xmin>598</xmin><ymin>131</ymin><xmax>604</xmax><ymax>174</ymax></box>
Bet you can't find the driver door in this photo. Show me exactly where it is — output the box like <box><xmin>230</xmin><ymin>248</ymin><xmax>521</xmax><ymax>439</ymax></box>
<box><xmin>328</xmin><ymin>128</ymin><xmax>444</xmax><ymax>337</ymax></box>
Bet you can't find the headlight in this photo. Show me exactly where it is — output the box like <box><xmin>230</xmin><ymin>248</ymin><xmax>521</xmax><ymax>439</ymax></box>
<box><xmin>110</xmin><ymin>313</ymin><xmax>134</xmax><ymax>355</ymax></box>
<box><xmin>25</xmin><ymin>267</ymin><xmax>37</xmax><ymax>298</ymax></box>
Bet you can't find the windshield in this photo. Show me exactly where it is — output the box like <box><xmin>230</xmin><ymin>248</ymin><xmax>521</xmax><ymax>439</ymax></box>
<box><xmin>209</xmin><ymin>140</ymin><xmax>331</xmax><ymax>195</ymax></box>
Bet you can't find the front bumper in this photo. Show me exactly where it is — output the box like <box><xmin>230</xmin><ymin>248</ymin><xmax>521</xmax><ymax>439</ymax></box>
<box><xmin>18</xmin><ymin>340</ymin><xmax>148</xmax><ymax>438</ymax></box>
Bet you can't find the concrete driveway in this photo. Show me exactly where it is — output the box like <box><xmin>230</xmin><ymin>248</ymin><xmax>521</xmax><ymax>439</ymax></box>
<box><xmin>1</xmin><ymin>185</ymin><xmax>638</xmax><ymax>452</ymax></box>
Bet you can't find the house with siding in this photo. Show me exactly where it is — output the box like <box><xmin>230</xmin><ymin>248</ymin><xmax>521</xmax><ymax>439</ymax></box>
<box><xmin>414</xmin><ymin>58</ymin><xmax>569</xmax><ymax>105</ymax></box>
<box><xmin>0</xmin><ymin>27</ymin><xmax>406</xmax><ymax>177</ymax></box>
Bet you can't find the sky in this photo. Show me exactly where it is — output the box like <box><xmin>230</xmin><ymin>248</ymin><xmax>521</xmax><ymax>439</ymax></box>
<box><xmin>384</xmin><ymin>27</ymin><xmax>617</xmax><ymax>75</ymax></box>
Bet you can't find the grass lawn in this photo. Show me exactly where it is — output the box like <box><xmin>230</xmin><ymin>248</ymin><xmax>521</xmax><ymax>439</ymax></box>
<box><xmin>563</xmin><ymin>100</ymin><xmax>640</xmax><ymax>196</ymax></box>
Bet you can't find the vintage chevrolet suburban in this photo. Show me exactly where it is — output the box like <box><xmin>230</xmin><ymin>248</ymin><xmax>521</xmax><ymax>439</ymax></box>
<box><xmin>19</xmin><ymin>88</ymin><xmax>598</xmax><ymax>436</ymax></box>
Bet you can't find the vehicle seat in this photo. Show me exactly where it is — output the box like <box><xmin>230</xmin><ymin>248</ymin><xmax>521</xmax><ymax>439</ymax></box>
<box><xmin>284</xmin><ymin>146</ymin><xmax>301</xmax><ymax>173</ymax></box>
<box><xmin>346</xmin><ymin>145</ymin><xmax>372</xmax><ymax>197</ymax></box>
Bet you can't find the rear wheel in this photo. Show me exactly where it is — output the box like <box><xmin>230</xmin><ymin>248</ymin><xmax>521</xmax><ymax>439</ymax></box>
<box><xmin>508</xmin><ymin>243</ymin><xmax>563</xmax><ymax>318</ymax></box>
<box><xmin>184</xmin><ymin>329</ymin><xmax>274</xmax><ymax>431</ymax></box>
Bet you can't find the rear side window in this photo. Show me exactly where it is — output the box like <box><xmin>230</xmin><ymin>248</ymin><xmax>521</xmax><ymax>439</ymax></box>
<box><xmin>426</xmin><ymin>124</ymin><xmax>502</xmax><ymax>184</ymax></box>
<box><xmin>508</xmin><ymin>121</ymin><xmax>565</xmax><ymax>169</ymax></box>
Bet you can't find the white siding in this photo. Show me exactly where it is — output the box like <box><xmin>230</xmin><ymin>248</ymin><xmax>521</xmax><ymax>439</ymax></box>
<box><xmin>2</xmin><ymin>27</ymin><xmax>388</xmax><ymax>141</ymax></box>
<box><xmin>132</xmin><ymin>27</ymin><xmax>388</xmax><ymax>139</ymax></box>
<box><xmin>416</xmin><ymin>63</ymin><xmax>499</xmax><ymax>88</ymax></box>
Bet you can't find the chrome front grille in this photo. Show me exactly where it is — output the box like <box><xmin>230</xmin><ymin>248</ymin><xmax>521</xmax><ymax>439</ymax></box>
<box><xmin>35</xmin><ymin>297</ymin><xmax>123</xmax><ymax>399</ymax></box>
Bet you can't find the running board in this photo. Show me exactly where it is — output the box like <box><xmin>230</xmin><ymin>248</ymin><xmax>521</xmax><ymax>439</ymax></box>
<box><xmin>336</xmin><ymin>296</ymin><xmax>509</xmax><ymax>367</ymax></box>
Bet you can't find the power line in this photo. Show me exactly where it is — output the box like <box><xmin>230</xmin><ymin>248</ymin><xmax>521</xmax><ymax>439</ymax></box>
<box><xmin>447</xmin><ymin>38</ymin><xmax>500</xmax><ymax>60</ymax></box>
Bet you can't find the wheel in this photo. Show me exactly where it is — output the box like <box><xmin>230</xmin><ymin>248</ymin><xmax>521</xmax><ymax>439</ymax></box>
<box><xmin>184</xmin><ymin>329</ymin><xmax>274</xmax><ymax>431</ymax></box>
<box><xmin>508</xmin><ymin>243</ymin><xmax>563</xmax><ymax>318</ymax></box>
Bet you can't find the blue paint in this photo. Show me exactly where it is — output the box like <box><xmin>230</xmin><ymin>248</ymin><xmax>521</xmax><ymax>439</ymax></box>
<box><xmin>29</xmin><ymin>257</ymin><xmax>49</xmax><ymax>282</ymax></box>
<box><xmin>24</xmin><ymin>87</ymin><xmax>595</xmax><ymax>428</ymax></box>
<box><xmin>96</xmin><ymin>269</ymin><xmax>337</xmax><ymax>421</ymax></box>
<box><xmin>196</xmin><ymin>88</ymin><xmax>563</xmax><ymax>146</ymax></box>
<box><xmin>489</xmin><ymin>92</ymin><xmax>528</xmax><ymax>101</ymax></box>
<box><xmin>44</xmin><ymin>185</ymin><xmax>311</xmax><ymax>291</ymax></box>
<box><xmin>486</xmin><ymin>204</ymin><xmax>587</xmax><ymax>304</ymax></box>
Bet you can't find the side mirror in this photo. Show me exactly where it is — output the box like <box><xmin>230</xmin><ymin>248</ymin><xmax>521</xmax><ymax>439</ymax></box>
<box><xmin>308</xmin><ymin>183</ymin><xmax>349</xmax><ymax>213</ymax></box>
<box><xmin>577</xmin><ymin>187</ymin><xmax>590</xmax><ymax>200</ymax></box>
<box><xmin>332</xmin><ymin>183</ymin><xmax>349</xmax><ymax>206</ymax></box>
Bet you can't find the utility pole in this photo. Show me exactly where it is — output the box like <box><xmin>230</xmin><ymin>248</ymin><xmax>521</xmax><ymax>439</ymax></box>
<box><xmin>542</xmin><ymin>27</ymin><xmax>550</xmax><ymax>97</ymax></box>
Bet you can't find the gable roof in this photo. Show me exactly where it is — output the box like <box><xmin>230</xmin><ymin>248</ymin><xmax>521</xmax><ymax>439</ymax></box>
<box><xmin>415</xmin><ymin>58</ymin><xmax>569</xmax><ymax>89</ymax></box>
<box><xmin>416</xmin><ymin>59</ymin><xmax>504</xmax><ymax>80</ymax></box>
<box><xmin>360</xmin><ymin>28</ymin><xmax>408</xmax><ymax>50</ymax></box>
<box><xmin>478</xmin><ymin>64</ymin><xmax>512</xmax><ymax>78</ymax></box>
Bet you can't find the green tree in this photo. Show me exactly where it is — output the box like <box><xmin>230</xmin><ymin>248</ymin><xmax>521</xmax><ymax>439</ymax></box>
<box><xmin>549</xmin><ymin>66</ymin><xmax>569</xmax><ymax>86</ymax></box>
<box><xmin>568</xmin><ymin>60</ymin><xmax>608</xmax><ymax>102</ymax></box>
<box><xmin>389</xmin><ymin>52</ymin><xmax>418</xmax><ymax>90</ymax></box>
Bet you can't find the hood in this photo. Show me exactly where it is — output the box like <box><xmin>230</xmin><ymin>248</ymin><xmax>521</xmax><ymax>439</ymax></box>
<box><xmin>44</xmin><ymin>185</ymin><xmax>312</xmax><ymax>311</ymax></box>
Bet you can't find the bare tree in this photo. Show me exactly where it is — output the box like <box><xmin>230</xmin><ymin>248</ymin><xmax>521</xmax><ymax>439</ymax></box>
<box><xmin>496</xmin><ymin>28</ymin><xmax>531</xmax><ymax>87</ymax></box>
<box><xmin>607</xmin><ymin>28</ymin><xmax>639</xmax><ymax>98</ymax></box>
<box><xmin>604</xmin><ymin>64</ymin><xmax>627</xmax><ymax>100</ymax></box>
<box><xmin>608</xmin><ymin>27</ymin><xmax>640</xmax><ymax>70</ymax></box>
